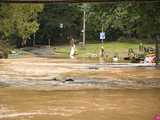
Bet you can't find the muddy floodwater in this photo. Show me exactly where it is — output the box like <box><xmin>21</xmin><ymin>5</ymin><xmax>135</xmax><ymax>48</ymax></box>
<box><xmin>0</xmin><ymin>58</ymin><xmax>160</xmax><ymax>120</ymax></box>
<box><xmin>0</xmin><ymin>88</ymin><xmax>160</xmax><ymax>120</ymax></box>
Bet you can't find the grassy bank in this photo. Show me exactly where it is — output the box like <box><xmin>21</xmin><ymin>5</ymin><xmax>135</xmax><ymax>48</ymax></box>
<box><xmin>7</xmin><ymin>42</ymin><xmax>155</xmax><ymax>61</ymax></box>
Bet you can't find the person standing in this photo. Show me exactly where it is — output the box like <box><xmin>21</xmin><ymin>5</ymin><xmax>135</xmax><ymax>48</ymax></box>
<box><xmin>70</xmin><ymin>38</ymin><xmax>76</xmax><ymax>59</ymax></box>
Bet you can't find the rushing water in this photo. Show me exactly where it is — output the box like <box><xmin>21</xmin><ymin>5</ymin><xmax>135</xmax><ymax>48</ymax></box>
<box><xmin>0</xmin><ymin>58</ymin><xmax>160</xmax><ymax>120</ymax></box>
<box><xmin>0</xmin><ymin>88</ymin><xmax>160</xmax><ymax>120</ymax></box>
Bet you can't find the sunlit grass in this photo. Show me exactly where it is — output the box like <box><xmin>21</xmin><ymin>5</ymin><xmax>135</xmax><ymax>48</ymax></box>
<box><xmin>56</xmin><ymin>42</ymin><xmax>154</xmax><ymax>58</ymax></box>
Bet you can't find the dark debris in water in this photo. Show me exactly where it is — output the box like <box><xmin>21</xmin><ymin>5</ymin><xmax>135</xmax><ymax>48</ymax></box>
<box><xmin>65</xmin><ymin>78</ymin><xmax>74</xmax><ymax>82</ymax></box>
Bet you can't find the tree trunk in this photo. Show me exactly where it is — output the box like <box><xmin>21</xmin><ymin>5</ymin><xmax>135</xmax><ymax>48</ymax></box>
<box><xmin>33</xmin><ymin>33</ymin><xmax>36</xmax><ymax>47</ymax></box>
<box><xmin>155</xmin><ymin>35</ymin><xmax>159</xmax><ymax>66</ymax></box>
<box><xmin>21</xmin><ymin>38</ymin><xmax>27</xmax><ymax>47</ymax></box>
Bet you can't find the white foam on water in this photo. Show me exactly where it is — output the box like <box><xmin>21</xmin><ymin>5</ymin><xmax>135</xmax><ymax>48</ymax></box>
<box><xmin>0</xmin><ymin>111</ymin><xmax>73</xmax><ymax>118</ymax></box>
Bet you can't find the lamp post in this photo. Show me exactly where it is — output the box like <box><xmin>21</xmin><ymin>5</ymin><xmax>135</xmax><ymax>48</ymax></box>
<box><xmin>60</xmin><ymin>23</ymin><xmax>63</xmax><ymax>29</ymax></box>
<box><xmin>60</xmin><ymin>23</ymin><xmax>64</xmax><ymax>41</ymax></box>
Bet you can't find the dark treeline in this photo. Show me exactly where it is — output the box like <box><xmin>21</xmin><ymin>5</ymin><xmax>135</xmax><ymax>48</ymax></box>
<box><xmin>0</xmin><ymin>2</ymin><xmax>160</xmax><ymax>47</ymax></box>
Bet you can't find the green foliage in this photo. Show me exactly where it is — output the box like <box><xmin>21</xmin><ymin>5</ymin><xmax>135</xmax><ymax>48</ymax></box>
<box><xmin>0</xmin><ymin>3</ymin><xmax>44</xmax><ymax>46</ymax></box>
<box><xmin>38</xmin><ymin>4</ymin><xmax>81</xmax><ymax>44</ymax></box>
<box><xmin>83</xmin><ymin>2</ymin><xmax>160</xmax><ymax>41</ymax></box>
<box><xmin>0</xmin><ymin>2</ymin><xmax>159</xmax><ymax>47</ymax></box>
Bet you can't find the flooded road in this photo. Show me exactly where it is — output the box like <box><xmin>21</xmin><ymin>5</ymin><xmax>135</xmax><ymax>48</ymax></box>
<box><xmin>0</xmin><ymin>58</ymin><xmax>160</xmax><ymax>120</ymax></box>
<box><xmin>0</xmin><ymin>57</ymin><xmax>160</xmax><ymax>90</ymax></box>
<box><xmin>0</xmin><ymin>88</ymin><xmax>160</xmax><ymax>120</ymax></box>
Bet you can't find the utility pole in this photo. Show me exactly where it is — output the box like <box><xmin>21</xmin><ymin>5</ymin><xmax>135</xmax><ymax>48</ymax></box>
<box><xmin>155</xmin><ymin>35</ymin><xmax>159</xmax><ymax>66</ymax></box>
<box><xmin>101</xmin><ymin>25</ymin><xmax>104</xmax><ymax>45</ymax></box>
<box><xmin>82</xmin><ymin>10</ymin><xmax>86</xmax><ymax>46</ymax></box>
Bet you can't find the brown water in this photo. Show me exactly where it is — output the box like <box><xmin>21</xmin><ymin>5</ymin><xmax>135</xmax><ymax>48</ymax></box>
<box><xmin>0</xmin><ymin>58</ymin><xmax>160</xmax><ymax>120</ymax></box>
<box><xmin>0</xmin><ymin>88</ymin><xmax>160</xmax><ymax>120</ymax></box>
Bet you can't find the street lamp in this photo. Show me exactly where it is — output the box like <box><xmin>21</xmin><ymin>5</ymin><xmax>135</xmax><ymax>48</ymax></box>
<box><xmin>59</xmin><ymin>23</ymin><xmax>64</xmax><ymax>41</ymax></box>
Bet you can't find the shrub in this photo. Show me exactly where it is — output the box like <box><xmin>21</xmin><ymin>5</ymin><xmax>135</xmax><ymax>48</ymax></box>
<box><xmin>0</xmin><ymin>41</ymin><xmax>11</xmax><ymax>58</ymax></box>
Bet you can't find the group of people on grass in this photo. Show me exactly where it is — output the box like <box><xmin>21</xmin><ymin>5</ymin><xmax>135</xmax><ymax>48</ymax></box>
<box><xmin>127</xmin><ymin>44</ymin><xmax>156</xmax><ymax>63</ymax></box>
<box><xmin>69</xmin><ymin>38</ymin><xmax>120</xmax><ymax>62</ymax></box>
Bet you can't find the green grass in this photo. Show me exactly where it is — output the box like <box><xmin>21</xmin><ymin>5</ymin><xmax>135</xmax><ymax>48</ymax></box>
<box><xmin>55</xmin><ymin>41</ymin><xmax>155</xmax><ymax>58</ymax></box>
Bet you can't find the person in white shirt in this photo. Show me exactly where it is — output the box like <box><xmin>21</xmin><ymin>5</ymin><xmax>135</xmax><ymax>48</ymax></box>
<box><xmin>70</xmin><ymin>38</ymin><xmax>76</xmax><ymax>59</ymax></box>
<box><xmin>112</xmin><ymin>55</ymin><xmax>119</xmax><ymax>62</ymax></box>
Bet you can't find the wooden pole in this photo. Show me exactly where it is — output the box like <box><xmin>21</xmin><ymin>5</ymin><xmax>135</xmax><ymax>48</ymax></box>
<box><xmin>101</xmin><ymin>25</ymin><xmax>104</xmax><ymax>45</ymax></box>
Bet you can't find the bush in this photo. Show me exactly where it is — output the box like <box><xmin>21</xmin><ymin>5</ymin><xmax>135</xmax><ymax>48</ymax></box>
<box><xmin>0</xmin><ymin>41</ymin><xmax>11</xmax><ymax>58</ymax></box>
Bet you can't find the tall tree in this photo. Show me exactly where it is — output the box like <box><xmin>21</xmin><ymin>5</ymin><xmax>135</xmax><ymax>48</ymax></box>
<box><xmin>84</xmin><ymin>2</ymin><xmax>160</xmax><ymax>41</ymax></box>
<box><xmin>38</xmin><ymin>4</ymin><xmax>81</xmax><ymax>45</ymax></box>
<box><xmin>0</xmin><ymin>3</ymin><xmax>44</xmax><ymax>46</ymax></box>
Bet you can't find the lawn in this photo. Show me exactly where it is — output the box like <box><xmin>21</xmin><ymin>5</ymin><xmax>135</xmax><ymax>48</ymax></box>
<box><xmin>55</xmin><ymin>41</ymin><xmax>155</xmax><ymax>58</ymax></box>
<box><xmin>7</xmin><ymin>41</ymin><xmax>155</xmax><ymax>61</ymax></box>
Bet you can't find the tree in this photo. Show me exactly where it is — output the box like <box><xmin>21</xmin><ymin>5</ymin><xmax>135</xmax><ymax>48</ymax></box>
<box><xmin>77</xmin><ymin>3</ymin><xmax>92</xmax><ymax>45</ymax></box>
<box><xmin>0</xmin><ymin>3</ymin><xmax>44</xmax><ymax>47</ymax></box>
<box><xmin>110</xmin><ymin>2</ymin><xmax>160</xmax><ymax>39</ymax></box>
<box><xmin>38</xmin><ymin>4</ymin><xmax>81</xmax><ymax>45</ymax></box>
<box><xmin>85</xmin><ymin>2</ymin><xmax>160</xmax><ymax>41</ymax></box>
